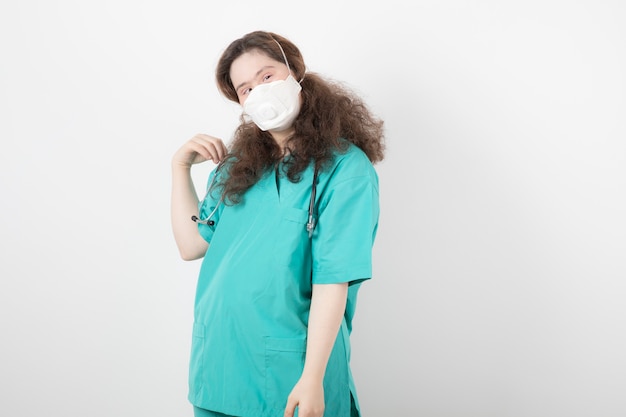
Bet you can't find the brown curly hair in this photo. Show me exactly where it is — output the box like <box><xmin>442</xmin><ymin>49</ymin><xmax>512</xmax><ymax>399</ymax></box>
<box><xmin>215</xmin><ymin>30</ymin><xmax>385</xmax><ymax>204</ymax></box>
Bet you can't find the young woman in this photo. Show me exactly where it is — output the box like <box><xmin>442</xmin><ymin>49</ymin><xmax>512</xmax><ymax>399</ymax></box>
<box><xmin>171</xmin><ymin>30</ymin><xmax>385</xmax><ymax>417</ymax></box>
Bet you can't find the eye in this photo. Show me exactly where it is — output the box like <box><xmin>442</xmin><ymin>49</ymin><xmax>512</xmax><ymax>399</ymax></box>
<box><xmin>262</xmin><ymin>73</ymin><xmax>272</xmax><ymax>82</ymax></box>
<box><xmin>238</xmin><ymin>87</ymin><xmax>252</xmax><ymax>97</ymax></box>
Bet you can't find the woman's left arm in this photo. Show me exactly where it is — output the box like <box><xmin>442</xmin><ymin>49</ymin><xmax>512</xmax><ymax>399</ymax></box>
<box><xmin>283</xmin><ymin>282</ymin><xmax>349</xmax><ymax>417</ymax></box>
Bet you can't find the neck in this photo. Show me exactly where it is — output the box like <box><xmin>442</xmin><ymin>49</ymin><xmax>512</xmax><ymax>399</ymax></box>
<box><xmin>270</xmin><ymin>127</ymin><xmax>295</xmax><ymax>152</ymax></box>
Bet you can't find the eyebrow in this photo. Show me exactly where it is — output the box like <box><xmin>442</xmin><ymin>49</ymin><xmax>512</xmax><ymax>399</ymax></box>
<box><xmin>234</xmin><ymin>65</ymin><xmax>276</xmax><ymax>92</ymax></box>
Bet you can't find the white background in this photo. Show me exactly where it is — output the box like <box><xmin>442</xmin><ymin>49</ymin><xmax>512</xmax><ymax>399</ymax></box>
<box><xmin>1</xmin><ymin>1</ymin><xmax>625</xmax><ymax>416</ymax></box>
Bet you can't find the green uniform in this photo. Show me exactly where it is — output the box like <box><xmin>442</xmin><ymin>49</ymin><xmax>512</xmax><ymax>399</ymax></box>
<box><xmin>190</xmin><ymin>143</ymin><xmax>379</xmax><ymax>417</ymax></box>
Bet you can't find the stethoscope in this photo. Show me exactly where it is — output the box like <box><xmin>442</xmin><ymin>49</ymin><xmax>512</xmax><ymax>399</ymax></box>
<box><xmin>192</xmin><ymin>164</ymin><xmax>319</xmax><ymax>238</ymax></box>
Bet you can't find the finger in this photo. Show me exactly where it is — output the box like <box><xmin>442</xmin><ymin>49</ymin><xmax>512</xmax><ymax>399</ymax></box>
<box><xmin>192</xmin><ymin>136</ymin><xmax>226</xmax><ymax>162</ymax></box>
<box><xmin>194</xmin><ymin>135</ymin><xmax>226</xmax><ymax>162</ymax></box>
<box><xmin>186</xmin><ymin>139</ymin><xmax>213</xmax><ymax>162</ymax></box>
<box><xmin>296</xmin><ymin>407</ymin><xmax>320</xmax><ymax>417</ymax></box>
<box><xmin>283</xmin><ymin>398</ymin><xmax>297</xmax><ymax>417</ymax></box>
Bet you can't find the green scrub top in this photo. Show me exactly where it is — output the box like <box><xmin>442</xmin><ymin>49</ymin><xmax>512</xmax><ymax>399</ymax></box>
<box><xmin>189</xmin><ymin>143</ymin><xmax>379</xmax><ymax>417</ymax></box>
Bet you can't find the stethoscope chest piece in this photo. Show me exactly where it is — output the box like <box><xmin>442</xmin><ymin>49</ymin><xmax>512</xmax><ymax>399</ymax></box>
<box><xmin>191</xmin><ymin>215</ymin><xmax>214</xmax><ymax>226</ymax></box>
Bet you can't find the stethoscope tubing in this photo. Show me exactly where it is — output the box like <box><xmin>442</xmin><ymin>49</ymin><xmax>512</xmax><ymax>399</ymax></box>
<box><xmin>192</xmin><ymin>163</ymin><xmax>319</xmax><ymax>238</ymax></box>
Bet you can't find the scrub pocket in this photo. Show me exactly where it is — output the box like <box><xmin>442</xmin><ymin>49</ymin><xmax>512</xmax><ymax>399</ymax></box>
<box><xmin>264</xmin><ymin>337</ymin><xmax>306</xmax><ymax>409</ymax></box>
<box><xmin>189</xmin><ymin>322</ymin><xmax>205</xmax><ymax>401</ymax></box>
<box><xmin>273</xmin><ymin>207</ymin><xmax>310</xmax><ymax>267</ymax></box>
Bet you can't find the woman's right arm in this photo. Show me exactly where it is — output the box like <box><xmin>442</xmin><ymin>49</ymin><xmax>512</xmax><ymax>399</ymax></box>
<box><xmin>171</xmin><ymin>134</ymin><xmax>228</xmax><ymax>261</ymax></box>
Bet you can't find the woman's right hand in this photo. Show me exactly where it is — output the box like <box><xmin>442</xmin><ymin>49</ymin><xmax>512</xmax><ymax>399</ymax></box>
<box><xmin>172</xmin><ymin>133</ymin><xmax>228</xmax><ymax>168</ymax></box>
<box><xmin>171</xmin><ymin>134</ymin><xmax>226</xmax><ymax>260</ymax></box>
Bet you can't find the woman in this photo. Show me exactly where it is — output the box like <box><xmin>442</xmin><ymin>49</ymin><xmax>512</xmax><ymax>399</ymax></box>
<box><xmin>171</xmin><ymin>30</ymin><xmax>385</xmax><ymax>417</ymax></box>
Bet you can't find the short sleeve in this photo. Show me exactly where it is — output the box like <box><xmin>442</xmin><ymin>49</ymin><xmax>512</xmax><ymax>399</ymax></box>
<box><xmin>197</xmin><ymin>167</ymin><xmax>224</xmax><ymax>243</ymax></box>
<box><xmin>311</xmin><ymin>157</ymin><xmax>380</xmax><ymax>286</ymax></box>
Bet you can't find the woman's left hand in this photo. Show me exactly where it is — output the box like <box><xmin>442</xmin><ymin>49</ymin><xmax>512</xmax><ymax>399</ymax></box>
<box><xmin>283</xmin><ymin>376</ymin><xmax>325</xmax><ymax>417</ymax></box>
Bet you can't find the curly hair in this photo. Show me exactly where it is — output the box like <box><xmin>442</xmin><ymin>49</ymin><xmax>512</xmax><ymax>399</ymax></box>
<box><xmin>215</xmin><ymin>30</ymin><xmax>385</xmax><ymax>204</ymax></box>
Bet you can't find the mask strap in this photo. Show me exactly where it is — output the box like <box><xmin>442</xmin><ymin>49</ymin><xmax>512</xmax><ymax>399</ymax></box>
<box><xmin>271</xmin><ymin>37</ymin><xmax>305</xmax><ymax>83</ymax></box>
<box><xmin>272</xmin><ymin>38</ymin><xmax>290</xmax><ymax>72</ymax></box>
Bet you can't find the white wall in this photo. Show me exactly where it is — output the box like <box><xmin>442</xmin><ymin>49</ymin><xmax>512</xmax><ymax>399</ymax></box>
<box><xmin>1</xmin><ymin>1</ymin><xmax>625</xmax><ymax>416</ymax></box>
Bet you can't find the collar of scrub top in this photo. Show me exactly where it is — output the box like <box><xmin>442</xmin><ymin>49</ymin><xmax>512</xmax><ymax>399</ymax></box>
<box><xmin>192</xmin><ymin>161</ymin><xmax>319</xmax><ymax>238</ymax></box>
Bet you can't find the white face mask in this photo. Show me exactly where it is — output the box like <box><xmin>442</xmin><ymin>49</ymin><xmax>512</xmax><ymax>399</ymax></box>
<box><xmin>241</xmin><ymin>38</ymin><xmax>303</xmax><ymax>131</ymax></box>
<box><xmin>242</xmin><ymin>74</ymin><xmax>302</xmax><ymax>131</ymax></box>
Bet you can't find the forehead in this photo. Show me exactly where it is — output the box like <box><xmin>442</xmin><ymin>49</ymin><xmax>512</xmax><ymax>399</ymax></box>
<box><xmin>229</xmin><ymin>49</ymin><xmax>285</xmax><ymax>87</ymax></box>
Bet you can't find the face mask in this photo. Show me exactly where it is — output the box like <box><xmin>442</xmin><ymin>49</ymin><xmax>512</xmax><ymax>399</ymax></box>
<box><xmin>242</xmin><ymin>74</ymin><xmax>302</xmax><ymax>131</ymax></box>
<box><xmin>241</xmin><ymin>37</ymin><xmax>302</xmax><ymax>131</ymax></box>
